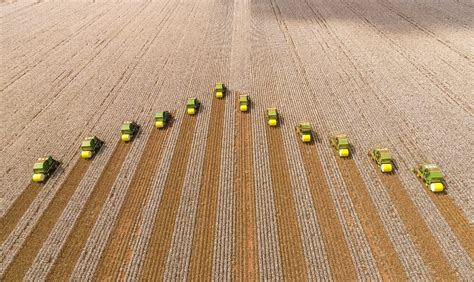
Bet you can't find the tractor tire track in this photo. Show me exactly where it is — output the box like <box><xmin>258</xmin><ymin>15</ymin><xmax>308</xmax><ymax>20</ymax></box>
<box><xmin>46</xmin><ymin>141</ymin><xmax>131</xmax><ymax>280</ymax></box>
<box><xmin>265</xmin><ymin>125</ymin><xmax>307</xmax><ymax>280</ymax></box>
<box><xmin>233</xmin><ymin>108</ymin><xmax>258</xmax><ymax>280</ymax></box>
<box><xmin>139</xmin><ymin>115</ymin><xmax>197</xmax><ymax>280</ymax></box>
<box><xmin>376</xmin><ymin>169</ymin><xmax>457</xmax><ymax>279</ymax></box>
<box><xmin>187</xmin><ymin>98</ymin><xmax>225</xmax><ymax>280</ymax></box>
<box><xmin>298</xmin><ymin>142</ymin><xmax>357</xmax><ymax>280</ymax></box>
<box><xmin>334</xmin><ymin>156</ymin><xmax>405</xmax><ymax>280</ymax></box>
<box><xmin>1</xmin><ymin>158</ymin><xmax>91</xmax><ymax>280</ymax></box>
<box><xmin>93</xmin><ymin>128</ymin><xmax>170</xmax><ymax>280</ymax></box>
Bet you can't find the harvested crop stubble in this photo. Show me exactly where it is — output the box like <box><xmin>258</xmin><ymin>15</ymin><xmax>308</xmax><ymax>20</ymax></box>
<box><xmin>2</xmin><ymin>158</ymin><xmax>90</xmax><ymax>280</ymax></box>
<box><xmin>298</xmin><ymin>142</ymin><xmax>357</xmax><ymax>280</ymax></box>
<box><xmin>188</xmin><ymin>98</ymin><xmax>226</xmax><ymax>280</ymax></box>
<box><xmin>139</xmin><ymin>115</ymin><xmax>197</xmax><ymax>280</ymax></box>
<box><xmin>233</xmin><ymin>107</ymin><xmax>258</xmax><ymax>280</ymax></box>
<box><xmin>265</xmin><ymin>125</ymin><xmax>307</xmax><ymax>280</ymax></box>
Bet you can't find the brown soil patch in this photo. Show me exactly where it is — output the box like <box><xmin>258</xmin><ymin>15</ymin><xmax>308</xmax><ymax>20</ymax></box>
<box><xmin>3</xmin><ymin>158</ymin><xmax>91</xmax><ymax>280</ymax></box>
<box><xmin>265</xmin><ymin>126</ymin><xmax>307</xmax><ymax>280</ymax></box>
<box><xmin>232</xmin><ymin>109</ymin><xmax>258</xmax><ymax>280</ymax></box>
<box><xmin>139</xmin><ymin>114</ymin><xmax>197</xmax><ymax>279</ymax></box>
<box><xmin>187</xmin><ymin>98</ymin><xmax>226</xmax><ymax>280</ymax></box>
<box><xmin>0</xmin><ymin>183</ymin><xmax>42</xmax><ymax>244</ymax></box>
<box><xmin>378</xmin><ymin>169</ymin><xmax>456</xmax><ymax>279</ymax></box>
<box><xmin>334</xmin><ymin>155</ymin><xmax>405</xmax><ymax>280</ymax></box>
<box><xmin>94</xmin><ymin>128</ymin><xmax>170</xmax><ymax>280</ymax></box>
<box><xmin>47</xmin><ymin>141</ymin><xmax>131</xmax><ymax>280</ymax></box>
<box><xmin>298</xmin><ymin>142</ymin><xmax>356</xmax><ymax>280</ymax></box>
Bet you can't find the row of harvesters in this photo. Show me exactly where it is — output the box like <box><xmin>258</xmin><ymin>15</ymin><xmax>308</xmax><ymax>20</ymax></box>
<box><xmin>30</xmin><ymin>83</ymin><xmax>446</xmax><ymax>192</ymax></box>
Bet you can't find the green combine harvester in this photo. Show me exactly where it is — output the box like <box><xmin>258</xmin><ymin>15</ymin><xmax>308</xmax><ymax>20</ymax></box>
<box><xmin>266</xmin><ymin>107</ymin><xmax>279</xmax><ymax>126</ymax></box>
<box><xmin>155</xmin><ymin>111</ymin><xmax>171</xmax><ymax>128</ymax></box>
<box><xmin>413</xmin><ymin>163</ymin><xmax>445</xmax><ymax>192</ymax></box>
<box><xmin>80</xmin><ymin>136</ymin><xmax>104</xmax><ymax>159</ymax></box>
<box><xmin>32</xmin><ymin>156</ymin><xmax>60</xmax><ymax>183</ymax></box>
<box><xmin>295</xmin><ymin>122</ymin><xmax>312</xmax><ymax>143</ymax></box>
<box><xmin>215</xmin><ymin>83</ymin><xmax>226</xmax><ymax>99</ymax></box>
<box><xmin>369</xmin><ymin>146</ymin><xmax>393</xmax><ymax>172</ymax></box>
<box><xmin>330</xmin><ymin>134</ymin><xmax>350</xmax><ymax>157</ymax></box>
<box><xmin>239</xmin><ymin>95</ymin><xmax>249</xmax><ymax>112</ymax></box>
<box><xmin>186</xmin><ymin>98</ymin><xmax>200</xmax><ymax>115</ymax></box>
<box><xmin>121</xmin><ymin>121</ymin><xmax>139</xmax><ymax>142</ymax></box>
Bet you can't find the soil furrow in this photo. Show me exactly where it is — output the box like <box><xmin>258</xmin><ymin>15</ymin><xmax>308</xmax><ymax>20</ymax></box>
<box><xmin>139</xmin><ymin>114</ymin><xmax>197</xmax><ymax>279</ymax></box>
<box><xmin>265</xmin><ymin>125</ymin><xmax>307</xmax><ymax>280</ymax></box>
<box><xmin>334</xmin><ymin>156</ymin><xmax>405</xmax><ymax>280</ymax></box>
<box><xmin>233</xmin><ymin>108</ymin><xmax>258</xmax><ymax>280</ymax></box>
<box><xmin>0</xmin><ymin>183</ymin><xmax>41</xmax><ymax>244</ymax></box>
<box><xmin>376</xmin><ymin>169</ymin><xmax>457</xmax><ymax>279</ymax></box>
<box><xmin>46</xmin><ymin>141</ymin><xmax>131</xmax><ymax>280</ymax></box>
<box><xmin>187</xmin><ymin>98</ymin><xmax>225</xmax><ymax>280</ymax></box>
<box><xmin>427</xmin><ymin>191</ymin><xmax>474</xmax><ymax>261</ymax></box>
<box><xmin>298</xmin><ymin>142</ymin><xmax>356</xmax><ymax>280</ymax></box>
<box><xmin>2</xmin><ymin>158</ymin><xmax>90</xmax><ymax>280</ymax></box>
<box><xmin>93</xmin><ymin>128</ymin><xmax>170</xmax><ymax>280</ymax></box>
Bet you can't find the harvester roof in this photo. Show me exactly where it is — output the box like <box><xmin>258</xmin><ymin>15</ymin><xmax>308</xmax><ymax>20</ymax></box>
<box><xmin>267</xmin><ymin>107</ymin><xmax>278</xmax><ymax>116</ymax></box>
<box><xmin>299</xmin><ymin>122</ymin><xmax>312</xmax><ymax>132</ymax></box>
<box><xmin>155</xmin><ymin>112</ymin><xmax>164</xmax><ymax>119</ymax></box>
<box><xmin>187</xmin><ymin>98</ymin><xmax>197</xmax><ymax>106</ymax></box>
<box><xmin>215</xmin><ymin>83</ymin><xmax>224</xmax><ymax>90</ymax></box>
<box><xmin>239</xmin><ymin>95</ymin><xmax>249</xmax><ymax>103</ymax></box>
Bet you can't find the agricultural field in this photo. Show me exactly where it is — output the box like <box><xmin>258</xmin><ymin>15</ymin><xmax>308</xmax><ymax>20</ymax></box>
<box><xmin>1</xmin><ymin>0</ymin><xmax>473</xmax><ymax>280</ymax></box>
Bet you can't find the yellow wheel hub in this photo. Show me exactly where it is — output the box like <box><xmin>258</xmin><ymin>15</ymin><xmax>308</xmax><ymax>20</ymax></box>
<box><xmin>32</xmin><ymin>173</ymin><xmax>45</xmax><ymax>182</ymax></box>
<box><xmin>381</xmin><ymin>163</ymin><xmax>393</xmax><ymax>173</ymax></box>
<box><xmin>268</xmin><ymin>119</ymin><xmax>277</xmax><ymax>126</ymax></box>
<box><xmin>240</xmin><ymin>105</ymin><xmax>248</xmax><ymax>112</ymax></box>
<box><xmin>302</xmin><ymin>134</ymin><xmax>311</xmax><ymax>142</ymax></box>
<box><xmin>81</xmin><ymin>150</ymin><xmax>92</xmax><ymax>159</ymax></box>
<box><xmin>430</xmin><ymin>182</ymin><xmax>444</xmax><ymax>192</ymax></box>
<box><xmin>155</xmin><ymin>121</ymin><xmax>164</xmax><ymax>128</ymax></box>
<box><xmin>187</xmin><ymin>108</ymin><xmax>195</xmax><ymax>115</ymax></box>
<box><xmin>121</xmin><ymin>134</ymin><xmax>131</xmax><ymax>142</ymax></box>
<box><xmin>339</xmin><ymin>148</ymin><xmax>349</xmax><ymax>157</ymax></box>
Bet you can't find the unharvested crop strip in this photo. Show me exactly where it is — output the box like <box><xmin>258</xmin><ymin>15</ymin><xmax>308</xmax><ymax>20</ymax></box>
<box><xmin>334</xmin><ymin>156</ymin><xmax>405</xmax><ymax>280</ymax></box>
<box><xmin>0</xmin><ymin>183</ymin><xmax>41</xmax><ymax>244</ymax></box>
<box><xmin>377</xmin><ymin>170</ymin><xmax>456</xmax><ymax>279</ymax></box>
<box><xmin>139</xmin><ymin>115</ymin><xmax>197</xmax><ymax>279</ymax></box>
<box><xmin>265</xmin><ymin>126</ymin><xmax>307</xmax><ymax>280</ymax></box>
<box><xmin>47</xmin><ymin>141</ymin><xmax>131</xmax><ymax>280</ymax></box>
<box><xmin>2</xmin><ymin>158</ymin><xmax>91</xmax><ymax>280</ymax></box>
<box><xmin>187</xmin><ymin>98</ymin><xmax>226</xmax><ymax>280</ymax></box>
<box><xmin>233</xmin><ymin>110</ymin><xmax>258</xmax><ymax>280</ymax></box>
<box><xmin>427</xmin><ymin>191</ymin><xmax>474</xmax><ymax>261</ymax></box>
<box><xmin>298</xmin><ymin>142</ymin><xmax>356</xmax><ymax>280</ymax></box>
<box><xmin>94</xmin><ymin>128</ymin><xmax>170</xmax><ymax>280</ymax></box>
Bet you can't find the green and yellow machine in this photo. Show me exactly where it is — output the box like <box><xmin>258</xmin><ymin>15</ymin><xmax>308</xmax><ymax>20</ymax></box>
<box><xmin>266</xmin><ymin>107</ymin><xmax>279</xmax><ymax>126</ymax></box>
<box><xmin>32</xmin><ymin>156</ymin><xmax>60</xmax><ymax>183</ymax></box>
<box><xmin>239</xmin><ymin>95</ymin><xmax>249</xmax><ymax>112</ymax></box>
<box><xmin>330</xmin><ymin>134</ymin><xmax>350</xmax><ymax>157</ymax></box>
<box><xmin>121</xmin><ymin>121</ymin><xmax>139</xmax><ymax>142</ymax></box>
<box><xmin>369</xmin><ymin>146</ymin><xmax>393</xmax><ymax>172</ymax></box>
<box><xmin>413</xmin><ymin>163</ymin><xmax>445</xmax><ymax>192</ymax></box>
<box><xmin>80</xmin><ymin>136</ymin><xmax>104</xmax><ymax>159</ymax></box>
<box><xmin>296</xmin><ymin>122</ymin><xmax>312</xmax><ymax>143</ymax></box>
<box><xmin>215</xmin><ymin>83</ymin><xmax>226</xmax><ymax>99</ymax></box>
<box><xmin>186</xmin><ymin>98</ymin><xmax>200</xmax><ymax>115</ymax></box>
<box><xmin>155</xmin><ymin>111</ymin><xmax>171</xmax><ymax>128</ymax></box>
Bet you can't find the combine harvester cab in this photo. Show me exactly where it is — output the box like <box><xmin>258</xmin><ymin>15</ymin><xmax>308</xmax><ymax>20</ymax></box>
<box><xmin>215</xmin><ymin>83</ymin><xmax>226</xmax><ymax>99</ymax></box>
<box><xmin>413</xmin><ymin>163</ymin><xmax>445</xmax><ymax>192</ymax></box>
<box><xmin>155</xmin><ymin>111</ymin><xmax>171</xmax><ymax>128</ymax></box>
<box><xmin>296</xmin><ymin>122</ymin><xmax>313</xmax><ymax>143</ymax></box>
<box><xmin>369</xmin><ymin>146</ymin><xmax>393</xmax><ymax>173</ymax></box>
<box><xmin>81</xmin><ymin>136</ymin><xmax>104</xmax><ymax>159</ymax></box>
<box><xmin>330</xmin><ymin>134</ymin><xmax>350</xmax><ymax>157</ymax></box>
<box><xmin>121</xmin><ymin>121</ymin><xmax>139</xmax><ymax>142</ymax></box>
<box><xmin>32</xmin><ymin>156</ymin><xmax>60</xmax><ymax>183</ymax></box>
<box><xmin>239</xmin><ymin>95</ymin><xmax>249</xmax><ymax>112</ymax></box>
<box><xmin>266</xmin><ymin>107</ymin><xmax>279</xmax><ymax>127</ymax></box>
<box><xmin>186</xmin><ymin>98</ymin><xmax>200</xmax><ymax>115</ymax></box>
